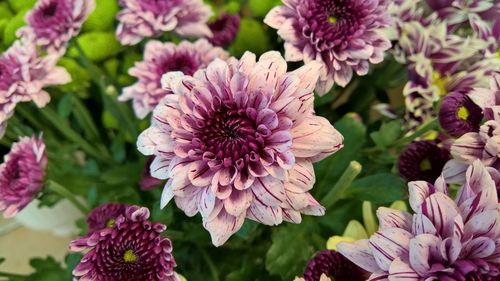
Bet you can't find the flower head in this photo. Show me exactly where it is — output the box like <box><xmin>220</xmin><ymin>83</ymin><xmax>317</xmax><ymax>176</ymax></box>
<box><xmin>137</xmin><ymin>51</ymin><xmax>344</xmax><ymax>246</ymax></box>
<box><xmin>0</xmin><ymin>135</ymin><xmax>47</xmax><ymax>218</ymax></box>
<box><xmin>303</xmin><ymin>250</ymin><xmax>368</xmax><ymax>281</ymax></box>
<box><xmin>207</xmin><ymin>13</ymin><xmax>240</xmax><ymax>47</ymax></box>
<box><xmin>71</xmin><ymin>205</ymin><xmax>179</xmax><ymax>281</ymax></box>
<box><xmin>86</xmin><ymin>203</ymin><xmax>127</xmax><ymax>233</ymax></box>
<box><xmin>18</xmin><ymin>0</ymin><xmax>95</xmax><ymax>52</ymax></box>
<box><xmin>338</xmin><ymin>160</ymin><xmax>500</xmax><ymax>280</ymax></box>
<box><xmin>116</xmin><ymin>0</ymin><xmax>212</xmax><ymax>45</ymax></box>
<box><xmin>119</xmin><ymin>39</ymin><xmax>228</xmax><ymax>118</ymax></box>
<box><xmin>264</xmin><ymin>0</ymin><xmax>391</xmax><ymax>95</ymax></box>
<box><xmin>439</xmin><ymin>91</ymin><xmax>483</xmax><ymax>137</ymax></box>
<box><xmin>398</xmin><ymin>140</ymin><xmax>451</xmax><ymax>182</ymax></box>
<box><xmin>425</xmin><ymin>0</ymin><xmax>500</xmax><ymax>24</ymax></box>
<box><xmin>0</xmin><ymin>39</ymin><xmax>71</xmax><ymax>137</ymax></box>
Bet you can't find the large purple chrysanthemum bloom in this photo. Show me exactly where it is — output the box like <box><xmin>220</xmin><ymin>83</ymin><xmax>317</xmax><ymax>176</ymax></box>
<box><xmin>0</xmin><ymin>135</ymin><xmax>47</xmax><ymax>218</ymax></box>
<box><xmin>302</xmin><ymin>250</ymin><xmax>368</xmax><ymax>281</ymax></box>
<box><xmin>0</xmin><ymin>39</ymin><xmax>71</xmax><ymax>137</ymax></box>
<box><xmin>264</xmin><ymin>0</ymin><xmax>391</xmax><ymax>95</ymax></box>
<box><xmin>119</xmin><ymin>39</ymin><xmax>228</xmax><ymax>119</ymax></box>
<box><xmin>116</xmin><ymin>0</ymin><xmax>212</xmax><ymax>46</ymax></box>
<box><xmin>71</xmin><ymin>205</ymin><xmax>180</xmax><ymax>281</ymax></box>
<box><xmin>86</xmin><ymin>203</ymin><xmax>128</xmax><ymax>233</ymax></box>
<box><xmin>397</xmin><ymin>140</ymin><xmax>450</xmax><ymax>182</ymax></box>
<box><xmin>18</xmin><ymin>0</ymin><xmax>95</xmax><ymax>52</ymax></box>
<box><xmin>439</xmin><ymin>91</ymin><xmax>483</xmax><ymax>137</ymax></box>
<box><xmin>338</xmin><ymin>160</ymin><xmax>500</xmax><ymax>280</ymax></box>
<box><xmin>443</xmin><ymin>75</ymin><xmax>500</xmax><ymax>184</ymax></box>
<box><xmin>137</xmin><ymin>51</ymin><xmax>344</xmax><ymax>246</ymax></box>
<box><xmin>207</xmin><ymin>13</ymin><xmax>240</xmax><ymax>47</ymax></box>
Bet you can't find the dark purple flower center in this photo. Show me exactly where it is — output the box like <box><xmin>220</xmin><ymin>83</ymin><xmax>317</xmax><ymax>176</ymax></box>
<box><xmin>398</xmin><ymin>141</ymin><xmax>450</xmax><ymax>182</ymax></box>
<box><xmin>157</xmin><ymin>52</ymin><xmax>200</xmax><ymax>77</ymax></box>
<box><xmin>439</xmin><ymin>91</ymin><xmax>483</xmax><ymax>138</ymax></box>
<box><xmin>93</xmin><ymin>227</ymin><xmax>167</xmax><ymax>280</ymax></box>
<box><xmin>41</xmin><ymin>2</ymin><xmax>58</xmax><ymax>18</ymax></box>
<box><xmin>304</xmin><ymin>250</ymin><xmax>367</xmax><ymax>281</ymax></box>
<box><xmin>300</xmin><ymin>0</ymin><xmax>370</xmax><ymax>51</ymax></box>
<box><xmin>195</xmin><ymin>103</ymin><xmax>262</xmax><ymax>166</ymax></box>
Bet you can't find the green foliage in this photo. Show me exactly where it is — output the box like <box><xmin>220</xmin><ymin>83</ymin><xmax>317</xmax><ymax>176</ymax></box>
<box><xmin>25</xmin><ymin>257</ymin><xmax>67</xmax><ymax>281</ymax></box>
<box><xmin>345</xmin><ymin>173</ymin><xmax>408</xmax><ymax>203</ymax></box>
<box><xmin>3</xmin><ymin>9</ymin><xmax>28</xmax><ymax>46</ymax></box>
<box><xmin>266</xmin><ymin>224</ymin><xmax>315</xmax><ymax>280</ymax></box>
<box><xmin>231</xmin><ymin>18</ymin><xmax>270</xmax><ymax>57</ymax></box>
<box><xmin>370</xmin><ymin>120</ymin><xmax>403</xmax><ymax>149</ymax></box>
<box><xmin>70</xmin><ymin>32</ymin><xmax>123</xmax><ymax>62</ymax></box>
<box><xmin>248</xmin><ymin>0</ymin><xmax>281</xmax><ymax>17</ymax></box>
<box><xmin>7</xmin><ymin>0</ymin><xmax>36</xmax><ymax>12</ymax></box>
<box><xmin>82</xmin><ymin>0</ymin><xmax>119</xmax><ymax>32</ymax></box>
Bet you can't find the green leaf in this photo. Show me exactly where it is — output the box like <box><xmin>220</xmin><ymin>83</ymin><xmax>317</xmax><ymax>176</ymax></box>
<box><xmin>370</xmin><ymin>120</ymin><xmax>403</xmax><ymax>148</ymax></box>
<box><xmin>3</xmin><ymin>8</ymin><xmax>28</xmax><ymax>46</ymax></box>
<box><xmin>231</xmin><ymin>18</ymin><xmax>270</xmax><ymax>57</ymax></box>
<box><xmin>314</xmin><ymin>113</ymin><xmax>366</xmax><ymax>193</ymax></box>
<box><xmin>235</xmin><ymin>220</ymin><xmax>258</xmax><ymax>239</ymax></box>
<box><xmin>82</xmin><ymin>0</ymin><xmax>119</xmax><ymax>31</ymax></box>
<box><xmin>8</xmin><ymin>0</ymin><xmax>36</xmax><ymax>12</ymax></box>
<box><xmin>247</xmin><ymin>0</ymin><xmax>281</xmax><ymax>17</ymax></box>
<box><xmin>65</xmin><ymin>253</ymin><xmax>83</xmax><ymax>277</ymax></box>
<box><xmin>266</xmin><ymin>224</ymin><xmax>314</xmax><ymax>280</ymax></box>
<box><xmin>345</xmin><ymin>173</ymin><xmax>407</xmax><ymax>203</ymax></box>
<box><xmin>70</xmin><ymin>32</ymin><xmax>123</xmax><ymax>62</ymax></box>
<box><xmin>26</xmin><ymin>257</ymin><xmax>67</xmax><ymax>281</ymax></box>
<box><xmin>57</xmin><ymin>93</ymin><xmax>73</xmax><ymax>118</ymax></box>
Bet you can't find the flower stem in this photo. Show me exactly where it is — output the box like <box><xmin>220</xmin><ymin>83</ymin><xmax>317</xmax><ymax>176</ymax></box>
<box><xmin>39</xmin><ymin>106</ymin><xmax>112</xmax><ymax>162</ymax></box>
<box><xmin>46</xmin><ymin>180</ymin><xmax>89</xmax><ymax>215</ymax></box>
<box><xmin>198</xmin><ymin>246</ymin><xmax>220</xmax><ymax>281</ymax></box>
<box><xmin>393</xmin><ymin>118</ymin><xmax>439</xmax><ymax>147</ymax></box>
<box><xmin>321</xmin><ymin>161</ymin><xmax>362</xmax><ymax>208</ymax></box>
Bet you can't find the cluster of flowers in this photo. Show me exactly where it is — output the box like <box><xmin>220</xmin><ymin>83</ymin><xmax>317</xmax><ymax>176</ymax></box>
<box><xmin>386</xmin><ymin>0</ymin><xmax>499</xmax><ymax>131</ymax></box>
<box><xmin>0</xmin><ymin>0</ymin><xmax>95</xmax><ymax>137</ymax></box>
<box><xmin>0</xmin><ymin>0</ymin><xmax>498</xmax><ymax>280</ymax></box>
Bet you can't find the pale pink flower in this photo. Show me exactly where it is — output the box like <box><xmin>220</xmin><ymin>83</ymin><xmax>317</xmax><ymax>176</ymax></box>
<box><xmin>116</xmin><ymin>0</ymin><xmax>212</xmax><ymax>45</ymax></box>
<box><xmin>338</xmin><ymin>160</ymin><xmax>500</xmax><ymax>280</ymax></box>
<box><xmin>264</xmin><ymin>0</ymin><xmax>391</xmax><ymax>95</ymax></box>
<box><xmin>0</xmin><ymin>135</ymin><xmax>47</xmax><ymax>218</ymax></box>
<box><xmin>0</xmin><ymin>39</ymin><xmax>71</xmax><ymax>137</ymax></box>
<box><xmin>18</xmin><ymin>0</ymin><xmax>95</xmax><ymax>52</ymax></box>
<box><xmin>137</xmin><ymin>51</ymin><xmax>344</xmax><ymax>246</ymax></box>
<box><xmin>119</xmin><ymin>39</ymin><xmax>228</xmax><ymax>118</ymax></box>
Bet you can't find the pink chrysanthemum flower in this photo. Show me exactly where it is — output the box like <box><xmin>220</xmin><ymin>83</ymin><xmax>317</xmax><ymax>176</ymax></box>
<box><xmin>18</xmin><ymin>0</ymin><xmax>95</xmax><ymax>52</ymax></box>
<box><xmin>338</xmin><ymin>160</ymin><xmax>500</xmax><ymax>280</ymax></box>
<box><xmin>116</xmin><ymin>0</ymin><xmax>212</xmax><ymax>46</ymax></box>
<box><xmin>264</xmin><ymin>0</ymin><xmax>391</xmax><ymax>95</ymax></box>
<box><xmin>119</xmin><ymin>39</ymin><xmax>228</xmax><ymax>118</ymax></box>
<box><xmin>0</xmin><ymin>135</ymin><xmax>47</xmax><ymax>218</ymax></box>
<box><xmin>0</xmin><ymin>39</ymin><xmax>70</xmax><ymax>137</ymax></box>
<box><xmin>137</xmin><ymin>51</ymin><xmax>344</xmax><ymax>246</ymax></box>
<box><xmin>86</xmin><ymin>203</ymin><xmax>128</xmax><ymax>233</ymax></box>
<box><xmin>71</xmin><ymin>205</ymin><xmax>179</xmax><ymax>281</ymax></box>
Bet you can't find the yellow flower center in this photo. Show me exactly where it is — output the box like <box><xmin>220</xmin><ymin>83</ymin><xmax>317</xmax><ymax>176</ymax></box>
<box><xmin>123</xmin><ymin>249</ymin><xmax>137</xmax><ymax>263</ymax></box>
<box><xmin>419</xmin><ymin>158</ymin><xmax>432</xmax><ymax>171</ymax></box>
<box><xmin>106</xmin><ymin>218</ymin><xmax>116</xmax><ymax>228</ymax></box>
<box><xmin>457</xmin><ymin>106</ymin><xmax>469</xmax><ymax>121</ymax></box>
<box><xmin>328</xmin><ymin>16</ymin><xmax>337</xmax><ymax>24</ymax></box>
<box><xmin>432</xmin><ymin>71</ymin><xmax>450</xmax><ymax>97</ymax></box>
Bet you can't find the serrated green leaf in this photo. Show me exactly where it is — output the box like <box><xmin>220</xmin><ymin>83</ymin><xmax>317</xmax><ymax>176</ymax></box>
<box><xmin>26</xmin><ymin>257</ymin><xmax>67</xmax><ymax>281</ymax></box>
<box><xmin>266</xmin><ymin>224</ymin><xmax>314</xmax><ymax>280</ymax></box>
<box><xmin>370</xmin><ymin>120</ymin><xmax>403</xmax><ymax>148</ymax></box>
